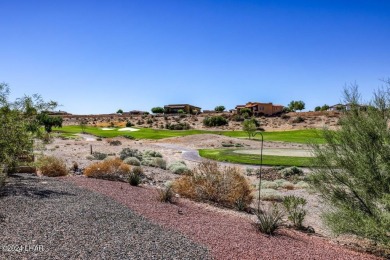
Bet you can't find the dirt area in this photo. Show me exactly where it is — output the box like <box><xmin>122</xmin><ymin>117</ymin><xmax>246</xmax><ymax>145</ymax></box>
<box><xmin>39</xmin><ymin>134</ymin><xmax>385</xmax><ymax>257</ymax></box>
<box><xmin>60</xmin><ymin>111</ymin><xmax>341</xmax><ymax>131</ymax></box>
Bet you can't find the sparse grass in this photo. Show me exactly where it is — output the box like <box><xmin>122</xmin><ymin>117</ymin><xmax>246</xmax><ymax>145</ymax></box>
<box><xmin>54</xmin><ymin>126</ymin><xmax>325</xmax><ymax>144</ymax></box>
<box><xmin>199</xmin><ymin>149</ymin><xmax>313</xmax><ymax>167</ymax></box>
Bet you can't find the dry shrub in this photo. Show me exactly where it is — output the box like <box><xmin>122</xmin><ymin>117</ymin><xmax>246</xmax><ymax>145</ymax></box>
<box><xmin>84</xmin><ymin>158</ymin><xmax>130</xmax><ymax>181</ymax></box>
<box><xmin>37</xmin><ymin>156</ymin><xmax>67</xmax><ymax>177</ymax></box>
<box><xmin>173</xmin><ymin>161</ymin><xmax>253</xmax><ymax>210</ymax></box>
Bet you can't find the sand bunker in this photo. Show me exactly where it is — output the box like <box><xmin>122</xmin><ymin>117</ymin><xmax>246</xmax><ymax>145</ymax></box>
<box><xmin>101</xmin><ymin>128</ymin><xmax>115</xmax><ymax>130</ymax></box>
<box><xmin>234</xmin><ymin>148</ymin><xmax>313</xmax><ymax>157</ymax></box>
<box><xmin>118</xmin><ymin>127</ymin><xmax>140</xmax><ymax>132</ymax></box>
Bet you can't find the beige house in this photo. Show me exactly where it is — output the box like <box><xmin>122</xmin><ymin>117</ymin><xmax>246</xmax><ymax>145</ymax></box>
<box><xmin>235</xmin><ymin>102</ymin><xmax>284</xmax><ymax>116</ymax></box>
<box><xmin>164</xmin><ymin>104</ymin><xmax>201</xmax><ymax>114</ymax></box>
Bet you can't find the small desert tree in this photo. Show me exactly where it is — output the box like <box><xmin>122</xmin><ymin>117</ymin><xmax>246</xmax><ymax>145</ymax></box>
<box><xmin>288</xmin><ymin>100</ymin><xmax>305</xmax><ymax>112</ymax></box>
<box><xmin>309</xmin><ymin>83</ymin><xmax>390</xmax><ymax>245</ymax></box>
<box><xmin>0</xmin><ymin>83</ymin><xmax>58</xmax><ymax>170</ymax></box>
<box><xmin>214</xmin><ymin>105</ymin><xmax>225</xmax><ymax>112</ymax></box>
<box><xmin>79</xmin><ymin>119</ymin><xmax>87</xmax><ymax>133</ymax></box>
<box><xmin>151</xmin><ymin>107</ymin><xmax>164</xmax><ymax>113</ymax></box>
<box><xmin>242</xmin><ymin>119</ymin><xmax>258</xmax><ymax>139</ymax></box>
<box><xmin>116</xmin><ymin>109</ymin><xmax>123</xmax><ymax>114</ymax></box>
<box><xmin>37</xmin><ymin>112</ymin><xmax>63</xmax><ymax>133</ymax></box>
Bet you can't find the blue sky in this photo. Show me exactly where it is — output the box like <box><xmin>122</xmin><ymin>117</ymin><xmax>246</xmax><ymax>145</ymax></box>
<box><xmin>0</xmin><ymin>0</ymin><xmax>389</xmax><ymax>114</ymax></box>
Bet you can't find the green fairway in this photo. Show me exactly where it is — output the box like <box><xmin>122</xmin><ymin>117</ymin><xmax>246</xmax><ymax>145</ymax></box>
<box><xmin>54</xmin><ymin>125</ymin><xmax>324</xmax><ymax>144</ymax></box>
<box><xmin>221</xmin><ymin>129</ymin><xmax>324</xmax><ymax>144</ymax></box>
<box><xmin>199</xmin><ymin>149</ymin><xmax>314</xmax><ymax>167</ymax></box>
<box><xmin>53</xmin><ymin>126</ymin><xmax>215</xmax><ymax>139</ymax></box>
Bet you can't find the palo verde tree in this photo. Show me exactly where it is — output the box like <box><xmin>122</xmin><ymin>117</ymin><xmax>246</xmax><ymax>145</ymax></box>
<box><xmin>242</xmin><ymin>118</ymin><xmax>260</xmax><ymax>139</ymax></box>
<box><xmin>288</xmin><ymin>100</ymin><xmax>305</xmax><ymax>112</ymax></box>
<box><xmin>151</xmin><ymin>107</ymin><xmax>164</xmax><ymax>113</ymax></box>
<box><xmin>309</xmin><ymin>82</ymin><xmax>390</xmax><ymax>246</ymax></box>
<box><xmin>37</xmin><ymin>112</ymin><xmax>63</xmax><ymax>133</ymax></box>
<box><xmin>0</xmin><ymin>82</ymin><xmax>58</xmax><ymax>169</ymax></box>
<box><xmin>214</xmin><ymin>105</ymin><xmax>225</xmax><ymax>112</ymax></box>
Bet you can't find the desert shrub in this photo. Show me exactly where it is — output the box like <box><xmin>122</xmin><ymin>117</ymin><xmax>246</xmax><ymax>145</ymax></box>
<box><xmin>203</xmin><ymin>116</ymin><xmax>228</xmax><ymax>127</ymax></box>
<box><xmin>232</xmin><ymin>114</ymin><xmax>245</xmax><ymax>122</ymax></box>
<box><xmin>167</xmin><ymin>122</ymin><xmax>190</xmax><ymax>130</ymax></box>
<box><xmin>295</xmin><ymin>181</ymin><xmax>310</xmax><ymax>189</ymax></box>
<box><xmin>309</xmin><ymin>85</ymin><xmax>390</xmax><ymax>245</ymax></box>
<box><xmin>258</xmin><ymin>189</ymin><xmax>283</xmax><ymax>202</ymax></box>
<box><xmin>221</xmin><ymin>142</ymin><xmax>234</xmax><ymax>147</ymax></box>
<box><xmin>108</xmin><ymin>140</ymin><xmax>122</xmax><ymax>146</ymax></box>
<box><xmin>123</xmin><ymin>135</ymin><xmax>135</xmax><ymax>140</ymax></box>
<box><xmin>123</xmin><ymin>157</ymin><xmax>141</xmax><ymax>166</ymax></box>
<box><xmin>128</xmin><ymin>170</ymin><xmax>141</xmax><ymax>186</ymax></box>
<box><xmin>173</xmin><ymin>161</ymin><xmax>253</xmax><ymax>209</ymax></box>
<box><xmin>283</xmin><ymin>195</ymin><xmax>307</xmax><ymax>229</ymax></box>
<box><xmin>126</xmin><ymin>121</ymin><xmax>133</xmax><ymax>127</ymax></box>
<box><xmin>143</xmin><ymin>150</ymin><xmax>162</xmax><ymax>158</ymax></box>
<box><xmin>157</xmin><ymin>182</ymin><xmax>175</xmax><ymax>203</ymax></box>
<box><xmin>235</xmin><ymin>143</ymin><xmax>244</xmax><ymax>147</ymax></box>
<box><xmin>120</xmin><ymin>148</ymin><xmax>142</xmax><ymax>160</ymax></box>
<box><xmin>279</xmin><ymin>166</ymin><xmax>303</xmax><ymax>178</ymax></box>
<box><xmin>147</xmin><ymin>119</ymin><xmax>153</xmax><ymax>124</ymax></box>
<box><xmin>37</xmin><ymin>156</ymin><xmax>67</xmax><ymax>177</ymax></box>
<box><xmin>92</xmin><ymin>152</ymin><xmax>108</xmax><ymax>160</ymax></box>
<box><xmin>280</xmin><ymin>180</ymin><xmax>295</xmax><ymax>190</ymax></box>
<box><xmin>84</xmin><ymin>158</ymin><xmax>131</xmax><ymax>181</ymax></box>
<box><xmin>292</xmin><ymin>116</ymin><xmax>305</xmax><ymax>123</ymax></box>
<box><xmin>260</xmin><ymin>181</ymin><xmax>278</xmax><ymax>190</ymax></box>
<box><xmin>255</xmin><ymin>204</ymin><xmax>284</xmax><ymax>235</ymax></box>
<box><xmin>281</xmin><ymin>114</ymin><xmax>290</xmax><ymax>119</ymax></box>
<box><xmin>168</xmin><ymin>161</ymin><xmax>190</xmax><ymax>175</ymax></box>
<box><xmin>144</xmin><ymin>157</ymin><xmax>166</xmax><ymax>169</ymax></box>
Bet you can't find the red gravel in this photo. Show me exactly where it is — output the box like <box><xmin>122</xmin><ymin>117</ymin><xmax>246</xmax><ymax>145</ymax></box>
<box><xmin>67</xmin><ymin>176</ymin><xmax>380</xmax><ymax>260</ymax></box>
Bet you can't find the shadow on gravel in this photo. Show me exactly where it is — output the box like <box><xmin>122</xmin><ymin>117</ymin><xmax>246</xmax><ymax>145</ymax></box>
<box><xmin>0</xmin><ymin>174</ymin><xmax>76</xmax><ymax>199</ymax></box>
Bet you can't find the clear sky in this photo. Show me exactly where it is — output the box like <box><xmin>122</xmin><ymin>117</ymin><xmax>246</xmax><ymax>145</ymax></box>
<box><xmin>1</xmin><ymin>0</ymin><xmax>389</xmax><ymax>114</ymax></box>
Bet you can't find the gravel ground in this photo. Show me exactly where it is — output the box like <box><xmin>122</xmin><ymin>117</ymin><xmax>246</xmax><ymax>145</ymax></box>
<box><xmin>68</xmin><ymin>176</ymin><xmax>381</xmax><ymax>260</ymax></box>
<box><xmin>0</xmin><ymin>174</ymin><xmax>210</xmax><ymax>260</ymax></box>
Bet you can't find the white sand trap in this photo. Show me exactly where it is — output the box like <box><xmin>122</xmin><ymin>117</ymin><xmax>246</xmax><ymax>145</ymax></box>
<box><xmin>101</xmin><ymin>128</ymin><xmax>115</xmax><ymax>130</ymax></box>
<box><xmin>118</xmin><ymin>127</ymin><xmax>140</xmax><ymax>132</ymax></box>
<box><xmin>233</xmin><ymin>148</ymin><xmax>313</xmax><ymax>157</ymax></box>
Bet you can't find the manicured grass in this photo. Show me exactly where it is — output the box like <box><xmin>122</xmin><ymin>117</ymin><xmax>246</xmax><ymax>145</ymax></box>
<box><xmin>199</xmin><ymin>149</ymin><xmax>314</xmax><ymax>167</ymax></box>
<box><xmin>221</xmin><ymin>129</ymin><xmax>324</xmax><ymax>144</ymax></box>
<box><xmin>53</xmin><ymin>126</ymin><xmax>215</xmax><ymax>139</ymax></box>
<box><xmin>54</xmin><ymin>126</ymin><xmax>324</xmax><ymax>144</ymax></box>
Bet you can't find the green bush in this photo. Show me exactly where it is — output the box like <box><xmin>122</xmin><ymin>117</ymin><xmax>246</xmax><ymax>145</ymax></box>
<box><xmin>123</xmin><ymin>157</ymin><xmax>141</xmax><ymax>166</ymax></box>
<box><xmin>255</xmin><ymin>204</ymin><xmax>284</xmax><ymax>235</ymax></box>
<box><xmin>126</xmin><ymin>121</ymin><xmax>133</xmax><ymax>127</ymax></box>
<box><xmin>168</xmin><ymin>161</ymin><xmax>190</xmax><ymax>174</ymax></box>
<box><xmin>203</xmin><ymin>116</ymin><xmax>228</xmax><ymax>127</ymax></box>
<box><xmin>283</xmin><ymin>195</ymin><xmax>307</xmax><ymax>229</ymax></box>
